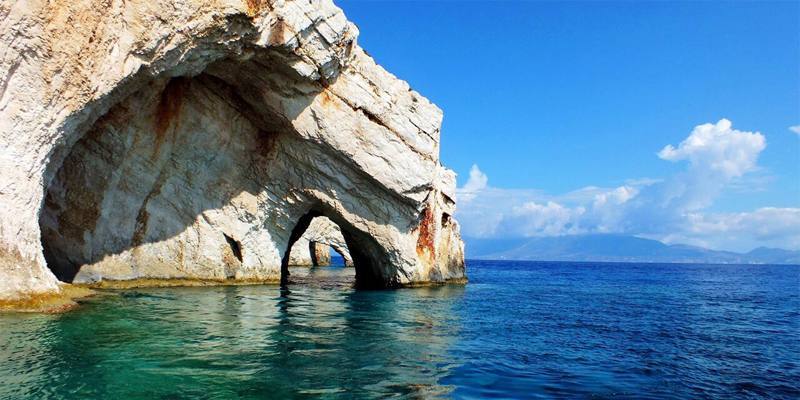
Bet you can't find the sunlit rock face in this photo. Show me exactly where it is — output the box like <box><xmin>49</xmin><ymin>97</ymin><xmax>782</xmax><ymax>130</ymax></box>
<box><xmin>288</xmin><ymin>217</ymin><xmax>353</xmax><ymax>267</ymax></box>
<box><xmin>0</xmin><ymin>0</ymin><xmax>465</xmax><ymax>303</ymax></box>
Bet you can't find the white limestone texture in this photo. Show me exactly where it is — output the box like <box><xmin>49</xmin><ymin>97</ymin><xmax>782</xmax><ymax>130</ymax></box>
<box><xmin>0</xmin><ymin>0</ymin><xmax>465</xmax><ymax>302</ymax></box>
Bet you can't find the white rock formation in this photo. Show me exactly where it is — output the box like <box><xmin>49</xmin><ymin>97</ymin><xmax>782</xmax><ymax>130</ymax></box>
<box><xmin>0</xmin><ymin>0</ymin><xmax>465</xmax><ymax>305</ymax></box>
<box><xmin>288</xmin><ymin>217</ymin><xmax>353</xmax><ymax>266</ymax></box>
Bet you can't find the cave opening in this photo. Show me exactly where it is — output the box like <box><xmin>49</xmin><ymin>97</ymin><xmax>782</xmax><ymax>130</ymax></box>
<box><xmin>37</xmin><ymin>71</ymin><xmax>307</xmax><ymax>285</ymax></box>
<box><xmin>223</xmin><ymin>234</ymin><xmax>243</xmax><ymax>263</ymax></box>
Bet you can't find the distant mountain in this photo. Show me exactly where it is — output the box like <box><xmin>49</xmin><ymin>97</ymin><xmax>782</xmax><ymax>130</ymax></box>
<box><xmin>465</xmin><ymin>234</ymin><xmax>800</xmax><ymax>265</ymax></box>
<box><xmin>744</xmin><ymin>247</ymin><xmax>800</xmax><ymax>265</ymax></box>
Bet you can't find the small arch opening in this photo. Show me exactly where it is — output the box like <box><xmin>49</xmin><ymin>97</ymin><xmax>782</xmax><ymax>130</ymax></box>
<box><xmin>287</xmin><ymin>215</ymin><xmax>353</xmax><ymax>268</ymax></box>
<box><xmin>329</xmin><ymin>245</ymin><xmax>352</xmax><ymax>267</ymax></box>
<box><xmin>282</xmin><ymin>211</ymin><xmax>389</xmax><ymax>288</ymax></box>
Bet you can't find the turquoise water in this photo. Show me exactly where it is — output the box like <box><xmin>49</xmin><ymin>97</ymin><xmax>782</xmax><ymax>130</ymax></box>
<box><xmin>1</xmin><ymin>262</ymin><xmax>798</xmax><ymax>399</ymax></box>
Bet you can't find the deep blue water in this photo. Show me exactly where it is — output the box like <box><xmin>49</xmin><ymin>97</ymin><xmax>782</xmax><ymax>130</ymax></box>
<box><xmin>1</xmin><ymin>261</ymin><xmax>798</xmax><ymax>399</ymax></box>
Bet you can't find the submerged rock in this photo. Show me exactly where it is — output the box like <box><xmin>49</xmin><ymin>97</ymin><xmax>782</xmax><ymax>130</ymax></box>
<box><xmin>0</xmin><ymin>0</ymin><xmax>465</xmax><ymax>306</ymax></box>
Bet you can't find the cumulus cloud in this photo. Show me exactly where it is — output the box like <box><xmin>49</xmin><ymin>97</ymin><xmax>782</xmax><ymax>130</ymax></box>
<box><xmin>455</xmin><ymin>165</ymin><xmax>550</xmax><ymax>237</ymax></box>
<box><xmin>455</xmin><ymin>171</ymin><xmax>649</xmax><ymax>239</ymax></box>
<box><xmin>646</xmin><ymin>119</ymin><xmax>766</xmax><ymax>212</ymax></box>
<box><xmin>458</xmin><ymin>164</ymin><xmax>488</xmax><ymax>203</ymax></box>
<box><xmin>455</xmin><ymin>119</ymin><xmax>800</xmax><ymax>251</ymax></box>
<box><xmin>657</xmin><ymin>119</ymin><xmax>765</xmax><ymax>179</ymax></box>
<box><xmin>790</xmin><ymin>125</ymin><xmax>800</xmax><ymax>135</ymax></box>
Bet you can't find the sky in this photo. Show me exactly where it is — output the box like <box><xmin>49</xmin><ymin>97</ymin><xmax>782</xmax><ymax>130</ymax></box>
<box><xmin>337</xmin><ymin>1</ymin><xmax>800</xmax><ymax>252</ymax></box>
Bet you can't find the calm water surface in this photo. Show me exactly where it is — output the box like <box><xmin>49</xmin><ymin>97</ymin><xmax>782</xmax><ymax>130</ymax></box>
<box><xmin>1</xmin><ymin>261</ymin><xmax>798</xmax><ymax>399</ymax></box>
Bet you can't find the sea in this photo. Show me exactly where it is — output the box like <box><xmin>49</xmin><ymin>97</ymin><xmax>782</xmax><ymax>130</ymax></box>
<box><xmin>1</xmin><ymin>260</ymin><xmax>798</xmax><ymax>399</ymax></box>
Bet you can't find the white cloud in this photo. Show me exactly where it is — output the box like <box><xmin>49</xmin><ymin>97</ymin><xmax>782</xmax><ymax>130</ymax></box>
<box><xmin>790</xmin><ymin>125</ymin><xmax>800</xmax><ymax>135</ymax></box>
<box><xmin>635</xmin><ymin>119</ymin><xmax>766</xmax><ymax>213</ymax></box>
<box><xmin>502</xmin><ymin>201</ymin><xmax>585</xmax><ymax>237</ymax></box>
<box><xmin>592</xmin><ymin>186</ymin><xmax>638</xmax><ymax>207</ymax></box>
<box><xmin>455</xmin><ymin>119</ymin><xmax>800</xmax><ymax>251</ymax></box>
<box><xmin>657</xmin><ymin>118</ymin><xmax>765</xmax><ymax>179</ymax></box>
<box><xmin>458</xmin><ymin>164</ymin><xmax>488</xmax><ymax>203</ymax></box>
<box><xmin>668</xmin><ymin>208</ymin><xmax>800</xmax><ymax>251</ymax></box>
<box><xmin>456</xmin><ymin>178</ymin><xmax>648</xmax><ymax>239</ymax></box>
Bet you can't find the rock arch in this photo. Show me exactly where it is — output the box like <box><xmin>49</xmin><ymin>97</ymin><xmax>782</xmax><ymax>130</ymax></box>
<box><xmin>288</xmin><ymin>216</ymin><xmax>353</xmax><ymax>267</ymax></box>
<box><xmin>0</xmin><ymin>0</ymin><xmax>465</xmax><ymax>307</ymax></box>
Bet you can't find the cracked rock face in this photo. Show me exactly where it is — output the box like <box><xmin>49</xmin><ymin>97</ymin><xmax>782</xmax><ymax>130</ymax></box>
<box><xmin>288</xmin><ymin>217</ymin><xmax>353</xmax><ymax>267</ymax></box>
<box><xmin>0</xmin><ymin>0</ymin><xmax>465</xmax><ymax>302</ymax></box>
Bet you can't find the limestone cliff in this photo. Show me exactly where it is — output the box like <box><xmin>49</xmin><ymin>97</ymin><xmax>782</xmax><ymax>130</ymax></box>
<box><xmin>0</xmin><ymin>0</ymin><xmax>465</xmax><ymax>307</ymax></box>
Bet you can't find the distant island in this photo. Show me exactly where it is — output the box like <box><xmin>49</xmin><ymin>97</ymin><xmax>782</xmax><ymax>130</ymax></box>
<box><xmin>465</xmin><ymin>234</ymin><xmax>800</xmax><ymax>265</ymax></box>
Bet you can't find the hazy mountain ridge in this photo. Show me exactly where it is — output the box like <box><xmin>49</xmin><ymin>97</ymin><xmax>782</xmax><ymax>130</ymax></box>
<box><xmin>466</xmin><ymin>234</ymin><xmax>800</xmax><ymax>265</ymax></box>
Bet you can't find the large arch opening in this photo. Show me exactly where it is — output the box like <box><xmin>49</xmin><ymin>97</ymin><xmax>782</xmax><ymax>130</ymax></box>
<box><xmin>38</xmin><ymin>73</ymin><xmax>290</xmax><ymax>284</ymax></box>
<box><xmin>36</xmin><ymin>55</ymin><xmax>374</xmax><ymax>285</ymax></box>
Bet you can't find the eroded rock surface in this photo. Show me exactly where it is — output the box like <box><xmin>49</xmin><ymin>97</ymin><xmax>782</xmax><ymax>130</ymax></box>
<box><xmin>0</xmin><ymin>0</ymin><xmax>465</xmax><ymax>305</ymax></box>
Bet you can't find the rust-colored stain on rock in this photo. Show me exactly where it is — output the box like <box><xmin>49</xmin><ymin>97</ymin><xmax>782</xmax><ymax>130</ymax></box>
<box><xmin>244</xmin><ymin>0</ymin><xmax>262</xmax><ymax>17</ymax></box>
<box><xmin>320</xmin><ymin>90</ymin><xmax>333</xmax><ymax>107</ymax></box>
<box><xmin>415</xmin><ymin>206</ymin><xmax>437</xmax><ymax>265</ymax></box>
<box><xmin>153</xmin><ymin>78</ymin><xmax>188</xmax><ymax>158</ymax></box>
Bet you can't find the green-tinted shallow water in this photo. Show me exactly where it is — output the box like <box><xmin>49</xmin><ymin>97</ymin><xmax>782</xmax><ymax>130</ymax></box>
<box><xmin>1</xmin><ymin>267</ymin><xmax>464</xmax><ymax>399</ymax></box>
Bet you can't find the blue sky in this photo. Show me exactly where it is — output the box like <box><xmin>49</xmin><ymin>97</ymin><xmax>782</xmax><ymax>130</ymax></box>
<box><xmin>338</xmin><ymin>1</ymin><xmax>800</xmax><ymax>251</ymax></box>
